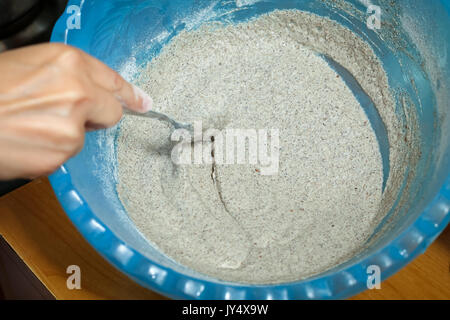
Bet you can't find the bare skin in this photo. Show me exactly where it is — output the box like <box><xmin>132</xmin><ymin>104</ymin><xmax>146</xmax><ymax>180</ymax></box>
<box><xmin>0</xmin><ymin>43</ymin><xmax>151</xmax><ymax>180</ymax></box>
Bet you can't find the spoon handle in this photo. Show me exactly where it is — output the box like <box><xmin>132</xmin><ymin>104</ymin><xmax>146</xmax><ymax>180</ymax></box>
<box><xmin>124</xmin><ymin>109</ymin><xmax>192</xmax><ymax>132</ymax></box>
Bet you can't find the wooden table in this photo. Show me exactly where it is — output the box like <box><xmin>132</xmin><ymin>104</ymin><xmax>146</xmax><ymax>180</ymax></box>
<box><xmin>0</xmin><ymin>178</ymin><xmax>448</xmax><ymax>300</ymax></box>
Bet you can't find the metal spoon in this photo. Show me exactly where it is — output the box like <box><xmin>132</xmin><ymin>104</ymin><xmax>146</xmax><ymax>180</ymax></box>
<box><xmin>123</xmin><ymin>85</ymin><xmax>193</xmax><ymax>133</ymax></box>
<box><xmin>124</xmin><ymin>109</ymin><xmax>193</xmax><ymax>133</ymax></box>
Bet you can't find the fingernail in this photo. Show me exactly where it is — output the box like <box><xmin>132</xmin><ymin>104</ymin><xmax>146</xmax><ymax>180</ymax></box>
<box><xmin>132</xmin><ymin>84</ymin><xmax>153</xmax><ymax>112</ymax></box>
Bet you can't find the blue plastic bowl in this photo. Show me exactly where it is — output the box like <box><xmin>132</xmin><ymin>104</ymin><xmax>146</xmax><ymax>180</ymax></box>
<box><xmin>49</xmin><ymin>0</ymin><xmax>450</xmax><ymax>299</ymax></box>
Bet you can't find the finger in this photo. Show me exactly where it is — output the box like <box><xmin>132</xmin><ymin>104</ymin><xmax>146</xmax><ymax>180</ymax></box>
<box><xmin>80</xmin><ymin>52</ymin><xmax>153</xmax><ymax>113</ymax></box>
<box><xmin>0</xmin><ymin>143</ymin><xmax>69</xmax><ymax>179</ymax></box>
<box><xmin>81</xmin><ymin>83</ymin><xmax>124</xmax><ymax>130</ymax></box>
<box><xmin>2</xmin><ymin>43</ymin><xmax>68</xmax><ymax>66</ymax></box>
<box><xmin>0</xmin><ymin>114</ymin><xmax>84</xmax><ymax>152</ymax></box>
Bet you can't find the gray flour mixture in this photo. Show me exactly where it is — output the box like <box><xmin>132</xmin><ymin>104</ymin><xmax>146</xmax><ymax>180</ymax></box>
<box><xmin>117</xmin><ymin>10</ymin><xmax>387</xmax><ymax>283</ymax></box>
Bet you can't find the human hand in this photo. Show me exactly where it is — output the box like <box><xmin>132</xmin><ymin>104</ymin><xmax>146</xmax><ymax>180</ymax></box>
<box><xmin>0</xmin><ymin>43</ymin><xmax>151</xmax><ymax>180</ymax></box>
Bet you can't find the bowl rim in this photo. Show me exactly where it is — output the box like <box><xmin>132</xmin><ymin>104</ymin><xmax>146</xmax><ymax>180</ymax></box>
<box><xmin>48</xmin><ymin>164</ymin><xmax>450</xmax><ymax>299</ymax></box>
<box><xmin>49</xmin><ymin>0</ymin><xmax>450</xmax><ymax>299</ymax></box>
